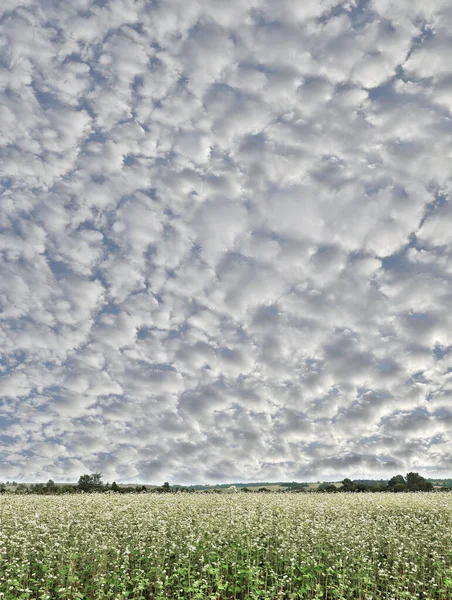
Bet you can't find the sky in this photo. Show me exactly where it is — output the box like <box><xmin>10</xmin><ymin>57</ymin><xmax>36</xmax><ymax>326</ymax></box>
<box><xmin>1</xmin><ymin>0</ymin><xmax>452</xmax><ymax>485</ymax></box>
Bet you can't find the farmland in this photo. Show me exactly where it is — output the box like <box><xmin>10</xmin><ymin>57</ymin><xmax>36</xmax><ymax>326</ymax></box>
<box><xmin>1</xmin><ymin>493</ymin><xmax>452</xmax><ymax>599</ymax></box>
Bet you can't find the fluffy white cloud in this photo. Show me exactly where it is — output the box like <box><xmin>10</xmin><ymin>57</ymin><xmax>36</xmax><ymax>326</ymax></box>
<box><xmin>1</xmin><ymin>0</ymin><xmax>452</xmax><ymax>484</ymax></box>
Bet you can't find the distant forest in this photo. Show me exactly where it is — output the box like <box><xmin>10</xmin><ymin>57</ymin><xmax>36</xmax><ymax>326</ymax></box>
<box><xmin>2</xmin><ymin>472</ymin><xmax>451</xmax><ymax>494</ymax></box>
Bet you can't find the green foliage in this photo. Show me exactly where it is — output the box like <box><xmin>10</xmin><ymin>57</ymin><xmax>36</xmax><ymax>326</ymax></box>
<box><xmin>392</xmin><ymin>482</ymin><xmax>407</xmax><ymax>492</ymax></box>
<box><xmin>388</xmin><ymin>474</ymin><xmax>406</xmax><ymax>488</ymax></box>
<box><xmin>77</xmin><ymin>472</ymin><xmax>104</xmax><ymax>492</ymax></box>
<box><xmin>340</xmin><ymin>478</ymin><xmax>356</xmax><ymax>492</ymax></box>
<box><xmin>283</xmin><ymin>481</ymin><xmax>310</xmax><ymax>490</ymax></box>
<box><xmin>4</xmin><ymin>472</ymin><xmax>441</xmax><ymax>497</ymax></box>
<box><xmin>14</xmin><ymin>483</ymin><xmax>28</xmax><ymax>494</ymax></box>
<box><xmin>406</xmin><ymin>472</ymin><xmax>433</xmax><ymax>491</ymax></box>
<box><xmin>318</xmin><ymin>483</ymin><xmax>337</xmax><ymax>492</ymax></box>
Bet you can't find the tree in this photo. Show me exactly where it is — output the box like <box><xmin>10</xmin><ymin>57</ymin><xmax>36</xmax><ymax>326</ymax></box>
<box><xmin>367</xmin><ymin>483</ymin><xmax>386</xmax><ymax>492</ymax></box>
<box><xmin>111</xmin><ymin>481</ymin><xmax>120</xmax><ymax>493</ymax></box>
<box><xmin>91</xmin><ymin>472</ymin><xmax>103</xmax><ymax>489</ymax></box>
<box><xmin>341</xmin><ymin>478</ymin><xmax>356</xmax><ymax>492</ymax></box>
<box><xmin>406</xmin><ymin>472</ymin><xmax>432</xmax><ymax>491</ymax></box>
<box><xmin>355</xmin><ymin>483</ymin><xmax>368</xmax><ymax>493</ymax></box>
<box><xmin>59</xmin><ymin>484</ymin><xmax>76</xmax><ymax>494</ymax></box>
<box><xmin>392</xmin><ymin>482</ymin><xmax>407</xmax><ymax>492</ymax></box>
<box><xmin>78</xmin><ymin>472</ymin><xmax>104</xmax><ymax>492</ymax></box>
<box><xmin>162</xmin><ymin>482</ymin><xmax>170</xmax><ymax>491</ymax></box>
<box><xmin>318</xmin><ymin>483</ymin><xmax>337</xmax><ymax>493</ymax></box>
<box><xmin>388</xmin><ymin>475</ymin><xmax>405</xmax><ymax>488</ymax></box>
<box><xmin>78</xmin><ymin>474</ymin><xmax>91</xmax><ymax>492</ymax></box>
<box><xmin>46</xmin><ymin>479</ymin><xmax>56</xmax><ymax>491</ymax></box>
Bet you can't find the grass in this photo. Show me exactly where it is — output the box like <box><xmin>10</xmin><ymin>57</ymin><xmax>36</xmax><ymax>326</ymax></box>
<box><xmin>1</xmin><ymin>492</ymin><xmax>452</xmax><ymax>599</ymax></box>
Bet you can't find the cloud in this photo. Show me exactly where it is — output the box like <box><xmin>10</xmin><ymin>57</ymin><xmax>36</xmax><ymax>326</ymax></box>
<box><xmin>1</xmin><ymin>0</ymin><xmax>452</xmax><ymax>484</ymax></box>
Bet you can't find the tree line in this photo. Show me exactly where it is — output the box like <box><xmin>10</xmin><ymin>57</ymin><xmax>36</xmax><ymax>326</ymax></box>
<box><xmin>325</xmin><ymin>472</ymin><xmax>436</xmax><ymax>493</ymax></box>
<box><xmin>1</xmin><ymin>471</ymin><xmax>448</xmax><ymax>494</ymax></box>
<box><xmin>0</xmin><ymin>475</ymin><xmax>170</xmax><ymax>495</ymax></box>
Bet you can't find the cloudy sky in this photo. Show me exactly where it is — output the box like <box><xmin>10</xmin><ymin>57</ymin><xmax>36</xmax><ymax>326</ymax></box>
<box><xmin>1</xmin><ymin>0</ymin><xmax>452</xmax><ymax>485</ymax></box>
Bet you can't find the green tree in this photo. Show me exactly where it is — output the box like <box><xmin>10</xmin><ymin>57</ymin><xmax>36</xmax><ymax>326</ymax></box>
<box><xmin>78</xmin><ymin>474</ymin><xmax>91</xmax><ymax>492</ymax></box>
<box><xmin>341</xmin><ymin>478</ymin><xmax>356</xmax><ymax>492</ymax></box>
<box><xmin>91</xmin><ymin>472</ymin><xmax>103</xmax><ymax>489</ymax></box>
<box><xmin>318</xmin><ymin>483</ymin><xmax>337</xmax><ymax>493</ymax></box>
<box><xmin>388</xmin><ymin>474</ymin><xmax>405</xmax><ymax>488</ymax></box>
<box><xmin>30</xmin><ymin>483</ymin><xmax>44</xmax><ymax>494</ymax></box>
<box><xmin>355</xmin><ymin>483</ymin><xmax>368</xmax><ymax>493</ymax></box>
<box><xmin>392</xmin><ymin>482</ymin><xmax>407</xmax><ymax>492</ymax></box>
<box><xmin>367</xmin><ymin>483</ymin><xmax>386</xmax><ymax>492</ymax></box>
<box><xmin>59</xmin><ymin>484</ymin><xmax>76</xmax><ymax>494</ymax></box>
<box><xmin>78</xmin><ymin>472</ymin><xmax>104</xmax><ymax>492</ymax></box>
<box><xmin>406</xmin><ymin>472</ymin><xmax>433</xmax><ymax>491</ymax></box>
<box><xmin>111</xmin><ymin>481</ymin><xmax>120</xmax><ymax>493</ymax></box>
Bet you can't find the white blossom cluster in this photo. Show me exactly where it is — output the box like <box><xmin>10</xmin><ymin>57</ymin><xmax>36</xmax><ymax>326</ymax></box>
<box><xmin>0</xmin><ymin>493</ymin><xmax>451</xmax><ymax>598</ymax></box>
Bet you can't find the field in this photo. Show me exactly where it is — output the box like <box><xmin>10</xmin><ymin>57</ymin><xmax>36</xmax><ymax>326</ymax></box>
<box><xmin>1</xmin><ymin>493</ymin><xmax>452</xmax><ymax>600</ymax></box>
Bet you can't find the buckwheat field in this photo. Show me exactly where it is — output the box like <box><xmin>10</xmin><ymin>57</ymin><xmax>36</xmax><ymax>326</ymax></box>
<box><xmin>1</xmin><ymin>492</ymin><xmax>452</xmax><ymax>600</ymax></box>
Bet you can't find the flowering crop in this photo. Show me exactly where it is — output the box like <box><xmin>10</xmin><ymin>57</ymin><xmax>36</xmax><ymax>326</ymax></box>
<box><xmin>1</xmin><ymin>492</ymin><xmax>452</xmax><ymax>599</ymax></box>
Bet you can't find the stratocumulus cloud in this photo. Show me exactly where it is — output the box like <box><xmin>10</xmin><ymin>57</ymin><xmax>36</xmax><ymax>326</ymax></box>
<box><xmin>1</xmin><ymin>0</ymin><xmax>452</xmax><ymax>484</ymax></box>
